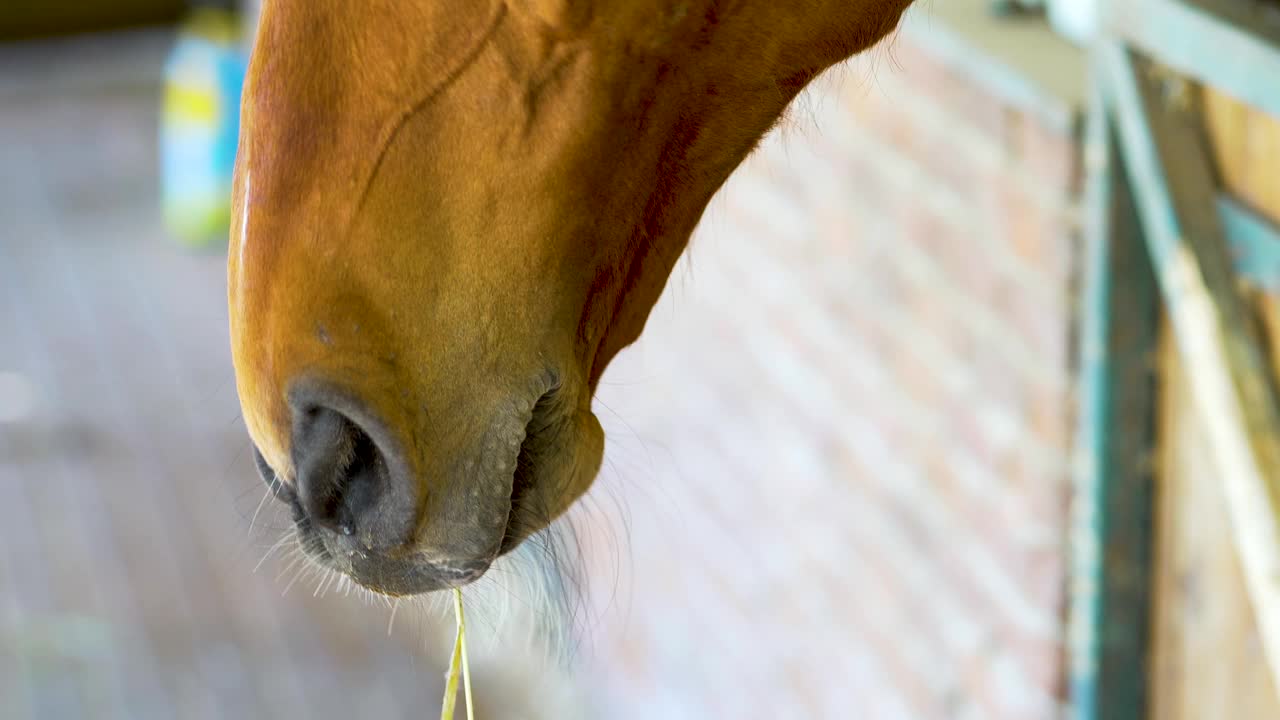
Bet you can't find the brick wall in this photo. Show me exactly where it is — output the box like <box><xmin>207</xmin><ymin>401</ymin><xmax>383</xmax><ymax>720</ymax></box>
<box><xmin>578</xmin><ymin>27</ymin><xmax>1083</xmax><ymax>720</ymax></box>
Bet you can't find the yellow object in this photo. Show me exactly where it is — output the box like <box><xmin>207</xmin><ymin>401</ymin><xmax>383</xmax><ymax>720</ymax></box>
<box><xmin>441</xmin><ymin>588</ymin><xmax>474</xmax><ymax>720</ymax></box>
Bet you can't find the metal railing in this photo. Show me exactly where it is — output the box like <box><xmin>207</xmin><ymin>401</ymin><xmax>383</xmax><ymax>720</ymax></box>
<box><xmin>1071</xmin><ymin>1</ymin><xmax>1280</xmax><ymax>717</ymax></box>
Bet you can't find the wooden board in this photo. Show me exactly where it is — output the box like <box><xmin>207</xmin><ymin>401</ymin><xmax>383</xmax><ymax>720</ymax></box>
<box><xmin>1201</xmin><ymin>85</ymin><xmax>1280</xmax><ymax>432</ymax></box>
<box><xmin>1149</xmin><ymin>320</ymin><xmax>1280</xmax><ymax>720</ymax></box>
<box><xmin>1202</xmin><ymin>87</ymin><xmax>1280</xmax><ymax>225</ymax></box>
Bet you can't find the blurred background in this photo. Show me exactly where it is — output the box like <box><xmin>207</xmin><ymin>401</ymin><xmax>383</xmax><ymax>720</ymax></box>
<box><xmin>3</xmin><ymin>1</ymin><xmax>1280</xmax><ymax>719</ymax></box>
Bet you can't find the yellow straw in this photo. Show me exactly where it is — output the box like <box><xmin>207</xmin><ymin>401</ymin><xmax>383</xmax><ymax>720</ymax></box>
<box><xmin>440</xmin><ymin>587</ymin><xmax>474</xmax><ymax>720</ymax></box>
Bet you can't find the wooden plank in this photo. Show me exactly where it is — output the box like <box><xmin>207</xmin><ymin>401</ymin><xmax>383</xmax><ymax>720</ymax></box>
<box><xmin>1098</xmin><ymin>39</ymin><xmax>1280</xmax><ymax>699</ymax></box>
<box><xmin>1202</xmin><ymin>86</ymin><xmax>1280</xmax><ymax>227</ymax></box>
<box><xmin>1109</xmin><ymin>0</ymin><xmax>1280</xmax><ymax>119</ymax></box>
<box><xmin>1067</xmin><ymin>85</ymin><xmax>1160</xmax><ymax>720</ymax></box>
<box><xmin>1149</xmin><ymin>321</ymin><xmax>1280</xmax><ymax>720</ymax></box>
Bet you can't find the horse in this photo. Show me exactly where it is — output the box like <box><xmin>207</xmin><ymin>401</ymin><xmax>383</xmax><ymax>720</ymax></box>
<box><xmin>230</xmin><ymin>0</ymin><xmax>914</xmax><ymax>596</ymax></box>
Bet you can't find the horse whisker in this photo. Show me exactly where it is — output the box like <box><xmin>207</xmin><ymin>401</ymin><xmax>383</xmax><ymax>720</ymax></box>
<box><xmin>247</xmin><ymin>482</ymin><xmax>276</xmax><ymax>538</ymax></box>
<box><xmin>254</xmin><ymin>532</ymin><xmax>294</xmax><ymax>574</ymax></box>
<box><xmin>387</xmin><ymin>598</ymin><xmax>401</xmax><ymax>636</ymax></box>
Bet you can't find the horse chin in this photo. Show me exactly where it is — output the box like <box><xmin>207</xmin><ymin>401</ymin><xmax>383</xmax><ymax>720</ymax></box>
<box><xmin>499</xmin><ymin>390</ymin><xmax>605</xmax><ymax>555</ymax></box>
<box><xmin>292</xmin><ymin>524</ymin><xmax>489</xmax><ymax>596</ymax></box>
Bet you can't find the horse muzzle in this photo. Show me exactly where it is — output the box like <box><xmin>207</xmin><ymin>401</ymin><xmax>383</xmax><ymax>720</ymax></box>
<box><xmin>250</xmin><ymin>378</ymin><xmax>547</xmax><ymax>595</ymax></box>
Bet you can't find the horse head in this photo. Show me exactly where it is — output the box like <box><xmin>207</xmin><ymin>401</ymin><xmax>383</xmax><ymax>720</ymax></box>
<box><xmin>229</xmin><ymin>0</ymin><xmax>912</xmax><ymax>594</ymax></box>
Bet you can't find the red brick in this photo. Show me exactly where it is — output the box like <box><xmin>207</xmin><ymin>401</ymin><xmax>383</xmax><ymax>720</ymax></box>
<box><xmin>1006</xmin><ymin>110</ymin><xmax>1083</xmax><ymax>196</ymax></box>
<box><xmin>988</xmin><ymin>178</ymin><xmax>1079</xmax><ymax>279</ymax></box>
<box><xmin>874</xmin><ymin>40</ymin><xmax>1011</xmax><ymax>141</ymax></box>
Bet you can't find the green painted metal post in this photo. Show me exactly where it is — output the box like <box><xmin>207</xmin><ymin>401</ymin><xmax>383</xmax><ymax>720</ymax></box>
<box><xmin>1068</xmin><ymin>82</ymin><xmax>1160</xmax><ymax>720</ymax></box>
<box><xmin>1112</xmin><ymin>0</ymin><xmax>1280</xmax><ymax>119</ymax></box>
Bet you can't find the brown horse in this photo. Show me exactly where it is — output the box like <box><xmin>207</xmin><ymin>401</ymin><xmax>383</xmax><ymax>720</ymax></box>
<box><xmin>230</xmin><ymin>0</ymin><xmax>913</xmax><ymax>595</ymax></box>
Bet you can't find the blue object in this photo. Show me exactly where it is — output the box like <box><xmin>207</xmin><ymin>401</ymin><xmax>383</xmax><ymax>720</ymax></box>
<box><xmin>1219</xmin><ymin>195</ymin><xmax>1280</xmax><ymax>292</ymax></box>
<box><xmin>160</xmin><ymin>9</ymin><xmax>248</xmax><ymax>248</ymax></box>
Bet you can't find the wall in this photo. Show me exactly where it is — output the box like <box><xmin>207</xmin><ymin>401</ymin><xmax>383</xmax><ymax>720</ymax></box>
<box><xmin>579</xmin><ymin>12</ymin><xmax>1085</xmax><ymax>720</ymax></box>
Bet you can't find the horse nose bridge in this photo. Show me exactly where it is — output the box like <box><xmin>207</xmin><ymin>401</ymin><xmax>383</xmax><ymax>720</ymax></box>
<box><xmin>231</xmin><ymin>257</ymin><xmax>413</xmax><ymax>457</ymax></box>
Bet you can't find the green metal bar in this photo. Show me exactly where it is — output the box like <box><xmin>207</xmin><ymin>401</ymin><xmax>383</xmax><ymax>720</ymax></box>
<box><xmin>1110</xmin><ymin>0</ymin><xmax>1280</xmax><ymax>118</ymax></box>
<box><xmin>1179</xmin><ymin>0</ymin><xmax>1280</xmax><ymax>47</ymax></box>
<box><xmin>1219</xmin><ymin>195</ymin><xmax>1280</xmax><ymax>292</ymax></box>
<box><xmin>1068</xmin><ymin>80</ymin><xmax>1160</xmax><ymax>720</ymax></box>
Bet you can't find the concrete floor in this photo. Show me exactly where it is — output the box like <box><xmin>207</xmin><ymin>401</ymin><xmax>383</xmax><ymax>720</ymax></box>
<box><xmin>0</xmin><ymin>29</ymin><xmax>545</xmax><ymax>720</ymax></box>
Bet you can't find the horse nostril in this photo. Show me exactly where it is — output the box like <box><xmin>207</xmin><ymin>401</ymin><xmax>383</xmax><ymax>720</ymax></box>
<box><xmin>290</xmin><ymin>404</ymin><xmax>411</xmax><ymax>547</ymax></box>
